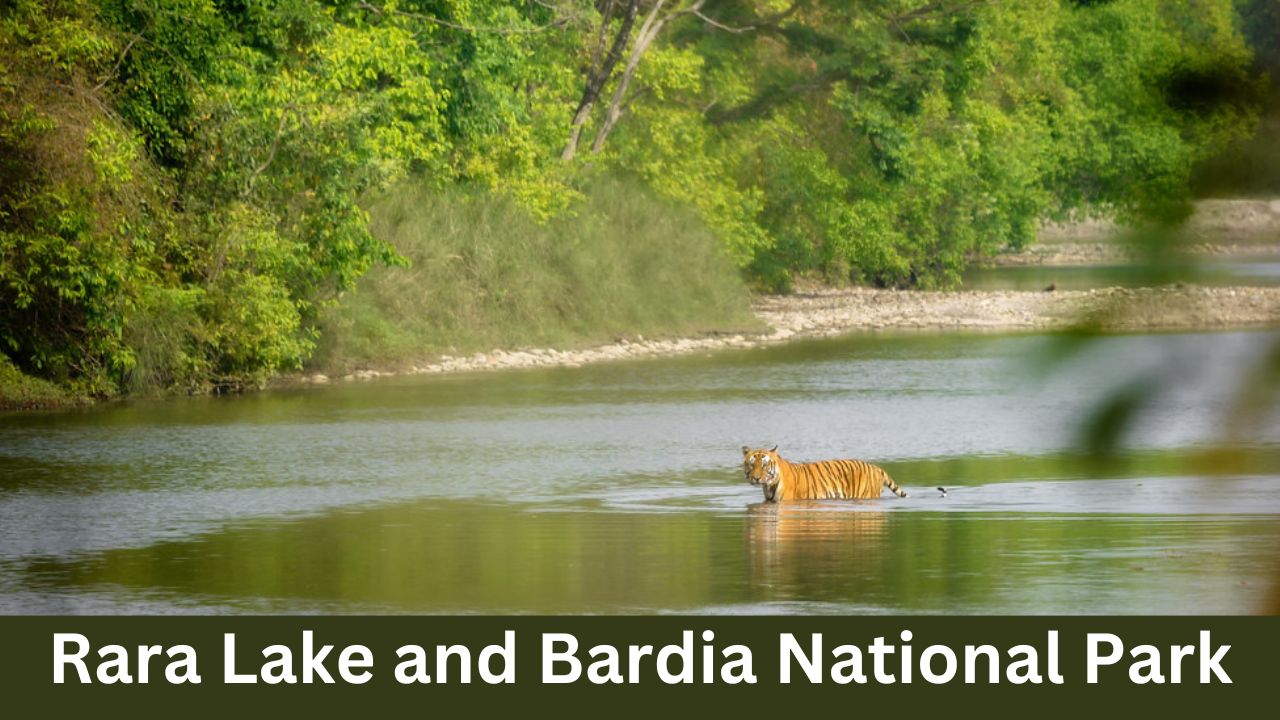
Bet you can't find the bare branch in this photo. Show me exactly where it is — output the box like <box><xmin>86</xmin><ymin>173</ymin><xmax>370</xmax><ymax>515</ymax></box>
<box><xmin>692</xmin><ymin>10</ymin><xmax>752</xmax><ymax>33</ymax></box>
<box><xmin>92</xmin><ymin>34</ymin><xmax>140</xmax><ymax>92</ymax></box>
<box><xmin>243</xmin><ymin>111</ymin><xmax>289</xmax><ymax>199</ymax></box>
<box><xmin>695</xmin><ymin>1</ymin><xmax>804</xmax><ymax>34</ymax></box>
<box><xmin>591</xmin><ymin>0</ymin><xmax>618</xmax><ymax>68</ymax></box>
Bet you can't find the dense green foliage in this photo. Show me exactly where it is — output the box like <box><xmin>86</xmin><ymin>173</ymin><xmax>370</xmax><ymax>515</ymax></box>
<box><xmin>1193</xmin><ymin>0</ymin><xmax>1280</xmax><ymax>196</ymax></box>
<box><xmin>0</xmin><ymin>353</ymin><xmax>77</xmax><ymax>410</ymax></box>
<box><xmin>313</xmin><ymin>179</ymin><xmax>756</xmax><ymax>372</ymax></box>
<box><xmin>0</xmin><ymin>0</ymin><xmax>1259</xmax><ymax>398</ymax></box>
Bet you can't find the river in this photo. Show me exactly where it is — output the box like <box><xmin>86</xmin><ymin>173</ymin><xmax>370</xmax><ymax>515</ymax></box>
<box><xmin>1</xmin><ymin>330</ymin><xmax>1278</xmax><ymax>614</ymax></box>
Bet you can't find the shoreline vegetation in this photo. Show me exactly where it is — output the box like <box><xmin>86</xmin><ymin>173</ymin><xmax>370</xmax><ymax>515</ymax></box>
<box><xmin>4</xmin><ymin>197</ymin><xmax>1278</xmax><ymax>406</ymax></box>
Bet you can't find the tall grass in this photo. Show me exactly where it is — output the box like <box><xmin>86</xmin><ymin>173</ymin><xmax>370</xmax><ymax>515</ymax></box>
<box><xmin>311</xmin><ymin>178</ymin><xmax>758</xmax><ymax>372</ymax></box>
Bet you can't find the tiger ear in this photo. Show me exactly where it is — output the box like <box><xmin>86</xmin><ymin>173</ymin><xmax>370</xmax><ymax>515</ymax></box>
<box><xmin>741</xmin><ymin>445</ymin><xmax>751</xmax><ymax>456</ymax></box>
<box><xmin>770</xmin><ymin>445</ymin><xmax>778</xmax><ymax>452</ymax></box>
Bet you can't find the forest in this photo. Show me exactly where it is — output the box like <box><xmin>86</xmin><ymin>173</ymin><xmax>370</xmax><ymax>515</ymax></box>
<box><xmin>0</xmin><ymin>0</ymin><xmax>1264</xmax><ymax>402</ymax></box>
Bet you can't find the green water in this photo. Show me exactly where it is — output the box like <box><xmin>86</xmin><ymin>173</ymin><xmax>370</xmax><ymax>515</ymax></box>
<box><xmin>2</xmin><ymin>331</ymin><xmax>1278</xmax><ymax>614</ymax></box>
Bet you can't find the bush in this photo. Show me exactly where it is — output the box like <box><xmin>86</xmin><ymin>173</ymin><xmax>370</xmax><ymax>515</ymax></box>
<box><xmin>0</xmin><ymin>353</ymin><xmax>79</xmax><ymax>410</ymax></box>
<box><xmin>311</xmin><ymin>178</ymin><xmax>758</xmax><ymax>372</ymax></box>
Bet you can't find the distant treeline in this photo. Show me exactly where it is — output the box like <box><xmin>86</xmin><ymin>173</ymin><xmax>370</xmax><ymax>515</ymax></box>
<box><xmin>1193</xmin><ymin>0</ymin><xmax>1280</xmax><ymax>197</ymax></box>
<box><xmin>0</xmin><ymin>1</ymin><xmax>1262</xmax><ymax>400</ymax></box>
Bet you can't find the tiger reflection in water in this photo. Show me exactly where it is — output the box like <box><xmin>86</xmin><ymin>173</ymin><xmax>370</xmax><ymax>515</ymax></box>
<box><xmin>746</xmin><ymin>502</ymin><xmax>891</xmax><ymax>596</ymax></box>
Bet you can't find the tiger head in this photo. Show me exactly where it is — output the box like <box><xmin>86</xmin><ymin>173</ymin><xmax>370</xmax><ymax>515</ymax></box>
<box><xmin>742</xmin><ymin>445</ymin><xmax>780</xmax><ymax>490</ymax></box>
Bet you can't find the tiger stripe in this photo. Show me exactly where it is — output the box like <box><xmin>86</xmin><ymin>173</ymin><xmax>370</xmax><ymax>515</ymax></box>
<box><xmin>741</xmin><ymin>446</ymin><xmax>908</xmax><ymax>502</ymax></box>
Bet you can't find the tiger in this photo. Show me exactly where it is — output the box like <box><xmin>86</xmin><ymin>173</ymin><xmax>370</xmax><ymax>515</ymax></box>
<box><xmin>741</xmin><ymin>445</ymin><xmax>908</xmax><ymax>502</ymax></box>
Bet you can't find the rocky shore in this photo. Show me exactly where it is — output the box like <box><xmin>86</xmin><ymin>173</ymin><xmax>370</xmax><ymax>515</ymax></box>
<box><xmin>296</xmin><ymin>284</ymin><xmax>1280</xmax><ymax>384</ymax></box>
<box><xmin>755</xmin><ymin>285</ymin><xmax>1280</xmax><ymax>336</ymax></box>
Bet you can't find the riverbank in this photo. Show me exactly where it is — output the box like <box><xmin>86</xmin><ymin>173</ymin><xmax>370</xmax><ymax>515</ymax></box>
<box><xmin>998</xmin><ymin>199</ymin><xmax>1280</xmax><ymax>266</ymax></box>
<box><xmin>293</xmin><ymin>284</ymin><xmax>1280</xmax><ymax>384</ymax></box>
<box><xmin>6</xmin><ymin>276</ymin><xmax>1277</xmax><ymax>401</ymax></box>
<box><xmin>9</xmin><ymin>195</ymin><xmax>1280</xmax><ymax>401</ymax></box>
<box><xmin>8</xmin><ymin>282</ymin><xmax>1277</xmax><ymax>400</ymax></box>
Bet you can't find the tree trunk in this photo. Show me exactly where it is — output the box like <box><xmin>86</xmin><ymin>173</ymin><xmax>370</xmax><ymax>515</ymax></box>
<box><xmin>589</xmin><ymin>0</ymin><xmax>704</xmax><ymax>155</ymax></box>
<box><xmin>562</xmin><ymin>0</ymin><xmax>641</xmax><ymax>161</ymax></box>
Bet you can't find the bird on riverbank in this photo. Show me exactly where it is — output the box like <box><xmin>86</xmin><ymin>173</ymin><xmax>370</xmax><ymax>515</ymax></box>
<box><xmin>937</xmin><ymin>487</ymin><xmax>948</xmax><ymax>497</ymax></box>
<box><xmin>1043</xmin><ymin>282</ymin><xmax>1056</xmax><ymax>292</ymax></box>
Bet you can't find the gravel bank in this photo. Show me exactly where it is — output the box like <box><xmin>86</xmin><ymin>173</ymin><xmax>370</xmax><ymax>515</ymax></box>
<box><xmin>295</xmin><ymin>284</ymin><xmax>1280</xmax><ymax>384</ymax></box>
<box><xmin>755</xmin><ymin>285</ymin><xmax>1280</xmax><ymax>336</ymax></box>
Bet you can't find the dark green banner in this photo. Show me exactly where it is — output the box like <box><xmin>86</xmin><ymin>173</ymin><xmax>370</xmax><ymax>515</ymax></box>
<box><xmin>0</xmin><ymin>617</ymin><xmax>1273</xmax><ymax>715</ymax></box>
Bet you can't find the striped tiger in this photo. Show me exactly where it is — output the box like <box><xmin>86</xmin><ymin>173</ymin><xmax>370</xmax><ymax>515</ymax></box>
<box><xmin>741</xmin><ymin>445</ymin><xmax>908</xmax><ymax>502</ymax></box>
